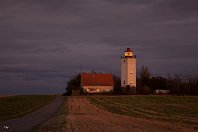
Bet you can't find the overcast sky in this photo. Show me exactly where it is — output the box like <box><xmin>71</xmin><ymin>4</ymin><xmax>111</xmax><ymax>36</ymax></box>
<box><xmin>0</xmin><ymin>0</ymin><xmax>198</xmax><ymax>94</ymax></box>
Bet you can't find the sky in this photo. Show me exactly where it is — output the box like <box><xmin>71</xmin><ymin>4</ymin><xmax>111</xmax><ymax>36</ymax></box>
<box><xmin>0</xmin><ymin>0</ymin><xmax>198</xmax><ymax>94</ymax></box>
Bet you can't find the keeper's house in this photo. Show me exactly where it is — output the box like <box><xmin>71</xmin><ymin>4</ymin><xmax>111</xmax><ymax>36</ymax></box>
<box><xmin>81</xmin><ymin>73</ymin><xmax>114</xmax><ymax>93</ymax></box>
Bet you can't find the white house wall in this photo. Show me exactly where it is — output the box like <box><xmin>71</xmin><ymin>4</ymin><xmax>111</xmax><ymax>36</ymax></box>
<box><xmin>82</xmin><ymin>86</ymin><xmax>113</xmax><ymax>93</ymax></box>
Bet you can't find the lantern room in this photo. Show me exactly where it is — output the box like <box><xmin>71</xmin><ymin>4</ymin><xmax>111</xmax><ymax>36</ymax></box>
<box><xmin>124</xmin><ymin>48</ymin><xmax>133</xmax><ymax>58</ymax></box>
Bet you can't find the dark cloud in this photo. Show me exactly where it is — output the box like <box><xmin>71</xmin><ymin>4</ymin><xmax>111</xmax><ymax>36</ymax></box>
<box><xmin>155</xmin><ymin>0</ymin><xmax>198</xmax><ymax>14</ymax></box>
<box><xmin>102</xmin><ymin>0</ymin><xmax>154</xmax><ymax>5</ymax></box>
<box><xmin>150</xmin><ymin>0</ymin><xmax>198</xmax><ymax>22</ymax></box>
<box><xmin>0</xmin><ymin>0</ymin><xmax>198</xmax><ymax>94</ymax></box>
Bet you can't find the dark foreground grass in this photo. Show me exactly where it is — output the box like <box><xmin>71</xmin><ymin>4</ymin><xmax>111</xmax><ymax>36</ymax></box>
<box><xmin>34</xmin><ymin>97</ymin><xmax>68</xmax><ymax>132</ymax></box>
<box><xmin>0</xmin><ymin>95</ymin><xmax>56</xmax><ymax>121</ymax></box>
<box><xmin>89</xmin><ymin>96</ymin><xmax>198</xmax><ymax>129</ymax></box>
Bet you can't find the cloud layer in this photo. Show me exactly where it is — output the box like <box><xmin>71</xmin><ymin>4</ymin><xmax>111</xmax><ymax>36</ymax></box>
<box><xmin>0</xmin><ymin>0</ymin><xmax>198</xmax><ymax>94</ymax></box>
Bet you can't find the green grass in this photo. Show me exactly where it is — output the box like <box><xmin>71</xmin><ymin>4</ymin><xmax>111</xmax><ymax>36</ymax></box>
<box><xmin>89</xmin><ymin>96</ymin><xmax>198</xmax><ymax>129</ymax></box>
<box><xmin>34</xmin><ymin>97</ymin><xmax>68</xmax><ymax>132</ymax></box>
<box><xmin>0</xmin><ymin>95</ymin><xmax>56</xmax><ymax>121</ymax></box>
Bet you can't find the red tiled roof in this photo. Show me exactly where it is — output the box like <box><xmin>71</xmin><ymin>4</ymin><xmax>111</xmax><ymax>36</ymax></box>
<box><xmin>81</xmin><ymin>73</ymin><xmax>114</xmax><ymax>86</ymax></box>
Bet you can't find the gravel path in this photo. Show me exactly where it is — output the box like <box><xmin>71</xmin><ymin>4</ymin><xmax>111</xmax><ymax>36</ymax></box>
<box><xmin>0</xmin><ymin>95</ymin><xmax>64</xmax><ymax>132</ymax></box>
<box><xmin>66</xmin><ymin>97</ymin><xmax>195</xmax><ymax>132</ymax></box>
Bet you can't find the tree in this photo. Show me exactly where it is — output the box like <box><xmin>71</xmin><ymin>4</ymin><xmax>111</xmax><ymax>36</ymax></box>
<box><xmin>113</xmin><ymin>75</ymin><xmax>122</xmax><ymax>94</ymax></box>
<box><xmin>140</xmin><ymin>66</ymin><xmax>151</xmax><ymax>86</ymax></box>
<box><xmin>137</xmin><ymin>66</ymin><xmax>152</xmax><ymax>94</ymax></box>
<box><xmin>151</xmin><ymin>76</ymin><xmax>168</xmax><ymax>90</ymax></box>
<box><xmin>65</xmin><ymin>74</ymin><xmax>81</xmax><ymax>96</ymax></box>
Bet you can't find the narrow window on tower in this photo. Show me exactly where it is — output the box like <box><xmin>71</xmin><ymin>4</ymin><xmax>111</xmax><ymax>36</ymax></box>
<box><xmin>130</xmin><ymin>72</ymin><xmax>132</xmax><ymax>74</ymax></box>
<box><xmin>123</xmin><ymin>80</ymin><xmax>125</xmax><ymax>84</ymax></box>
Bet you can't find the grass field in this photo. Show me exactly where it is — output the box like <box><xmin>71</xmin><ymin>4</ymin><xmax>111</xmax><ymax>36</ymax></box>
<box><xmin>34</xmin><ymin>97</ymin><xmax>68</xmax><ymax>132</ymax></box>
<box><xmin>89</xmin><ymin>96</ymin><xmax>198</xmax><ymax>129</ymax></box>
<box><xmin>0</xmin><ymin>95</ymin><xmax>56</xmax><ymax>121</ymax></box>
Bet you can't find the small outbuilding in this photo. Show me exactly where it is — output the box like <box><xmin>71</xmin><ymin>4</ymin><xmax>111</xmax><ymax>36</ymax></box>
<box><xmin>72</xmin><ymin>90</ymin><xmax>80</xmax><ymax>96</ymax></box>
<box><xmin>155</xmin><ymin>90</ymin><xmax>170</xmax><ymax>95</ymax></box>
<box><xmin>81</xmin><ymin>73</ymin><xmax>114</xmax><ymax>93</ymax></box>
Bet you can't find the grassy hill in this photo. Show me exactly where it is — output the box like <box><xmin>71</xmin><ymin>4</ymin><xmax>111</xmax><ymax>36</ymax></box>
<box><xmin>0</xmin><ymin>95</ymin><xmax>56</xmax><ymax>121</ymax></box>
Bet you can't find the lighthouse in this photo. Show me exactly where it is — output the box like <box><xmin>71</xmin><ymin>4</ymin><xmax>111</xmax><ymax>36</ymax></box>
<box><xmin>121</xmin><ymin>48</ymin><xmax>136</xmax><ymax>92</ymax></box>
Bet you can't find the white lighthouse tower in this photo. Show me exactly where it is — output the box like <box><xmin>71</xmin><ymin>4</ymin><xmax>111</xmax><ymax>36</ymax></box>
<box><xmin>121</xmin><ymin>48</ymin><xmax>136</xmax><ymax>89</ymax></box>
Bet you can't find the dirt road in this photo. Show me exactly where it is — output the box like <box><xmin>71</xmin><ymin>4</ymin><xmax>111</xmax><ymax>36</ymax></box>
<box><xmin>66</xmin><ymin>97</ymin><xmax>195</xmax><ymax>132</ymax></box>
<box><xmin>0</xmin><ymin>95</ymin><xmax>64</xmax><ymax>132</ymax></box>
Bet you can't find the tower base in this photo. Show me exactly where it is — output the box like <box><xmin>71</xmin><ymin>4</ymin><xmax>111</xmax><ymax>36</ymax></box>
<box><xmin>121</xmin><ymin>85</ymin><xmax>136</xmax><ymax>95</ymax></box>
